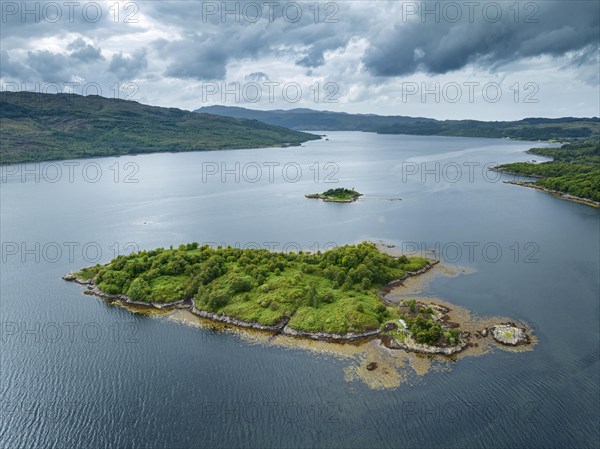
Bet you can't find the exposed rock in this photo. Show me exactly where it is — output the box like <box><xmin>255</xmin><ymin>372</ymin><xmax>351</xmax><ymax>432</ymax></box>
<box><xmin>190</xmin><ymin>305</ymin><xmax>288</xmax><ymax>332</ymax></box>
<box><xmin>281</xmin><ymin>325</ymin><xmax>381</xmax><ymax>342</ymax></box>
<box><xmin>491</xmin><ymin>324</ymin><xmax>528</xmax><ymax>346</ymax></box>
<box><xmin>366</xmin><ymin>362</ymin><xmax>378</xmax><ymax>371</ymax></box>
<box><xmin>383</xmin><ymin>322</ymin><xmax>398</xmax><ymax>332</ymax></box>
<box><xmin>378</xmin><ymin>260</ymin><xmax>440</xmax><ymax>300</ymax></box>
<box><xmin>384</xmin><ymin>334</ymin><xmax>467</xmax><ymax>355</ymax></box>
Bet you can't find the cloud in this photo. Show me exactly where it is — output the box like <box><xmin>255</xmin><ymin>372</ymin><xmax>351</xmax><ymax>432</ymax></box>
<box><xmin>363</xmin><ymin>0</ymin><xmax>600</xmax><ymax>77</ymax></box>
<box><xmin>108</xmin><ymin>49</ymin><xmax>148</xmax><ymax>80</ymax></box>
<box><xmin>68</xmin><ymin>38</ymin><xmax>104</xmax><ymax>63</ymax></box>
<box><xmin>159</xmin><ymin>35</ymin><xmax>229</xmax><ymax>80</ymax></box>
<box><xmin>1</xmin><ymin>0</ymin><xmax>598</xmax><ymax>119</ymax></box>
<box><xmin>245</xmin><ymin>72</ymin><xmax>270</xmax><ymax>82</ymax></box>
<box><xmin>26</xmin><ymin>50</ymin><xmax>71</xmax><ymax>82</ymax></box>
<box><xmin>0</xmin><ymin>50</ymin><xmax>33</xmax><ymax>80</ymax></box>
<box><xmin>145</xmin><ymin>1</ymin><xmax>360</xmax><ymax>81</ymax></box>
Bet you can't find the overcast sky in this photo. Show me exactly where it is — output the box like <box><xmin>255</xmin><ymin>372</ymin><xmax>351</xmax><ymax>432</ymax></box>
<box><xmin>1</xmin><ymin>0</ymin><xmax>599</xmax><ymax>120</ymax></box>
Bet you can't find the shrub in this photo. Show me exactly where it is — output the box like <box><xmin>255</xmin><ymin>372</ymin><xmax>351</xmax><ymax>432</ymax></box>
<box><xmin>127</xmin><ymin>278</ymin><xmax>152</xmax><ymax>301</ymax></box>
<box><xmin>229</xmin><ymin>276</ymin><xmax>254</xmax><ymax>294</ymax></box>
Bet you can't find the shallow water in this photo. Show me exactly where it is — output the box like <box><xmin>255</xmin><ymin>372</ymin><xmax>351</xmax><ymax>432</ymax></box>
<box><xmin>1</xmin><ymin>132</ymin><xmax>598</xmax><ymax>448</ymax></box>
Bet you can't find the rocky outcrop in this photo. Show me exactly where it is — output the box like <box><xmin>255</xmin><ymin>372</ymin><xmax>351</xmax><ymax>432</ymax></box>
<box><xmin>383</xmin><ymin>334</ymin><xmax>467</xmax><ymax>355</ymax></box>
<box><xmin>63</xmin><ymin>274</ymin><xmax>191</xmax><ymax>310</ymax></box>
<box><xmin>281</xmin><ymin>325</ymin><xmax>381</xmax><ymax>342</ymax></box>
<box><xmin>189</xmin><ymin>304</ymin><xmax>288</xmax><ymax>332</ymax></box>
<box><xmin>491</xmin><ymin>324</ymin><xmax>529</xmax><ymax>346</ymax></box>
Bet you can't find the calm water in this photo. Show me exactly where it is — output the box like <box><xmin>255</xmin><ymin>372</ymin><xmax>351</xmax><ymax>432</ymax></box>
<box><xmin>1</xmin><ymin>132</ymin><xmax>598</xmax><ymax>448</ymax></box>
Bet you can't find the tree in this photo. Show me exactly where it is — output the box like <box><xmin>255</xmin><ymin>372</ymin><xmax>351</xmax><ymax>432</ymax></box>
<box><xmin>127</xmin><ymin>277</ymin><xmax>152</xmax><ymax>301</ymax></box>
<box><xmin>229</xmin><ymin>276</ymin><xmax>254</xmax><ymax>294</ymax></box>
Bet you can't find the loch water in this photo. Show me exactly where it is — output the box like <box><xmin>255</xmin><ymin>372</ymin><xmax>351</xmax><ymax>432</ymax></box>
<box><xmin>1</xmin><ymin>132</ymin><xmax>598</xmax><ymax>448</ymax></box>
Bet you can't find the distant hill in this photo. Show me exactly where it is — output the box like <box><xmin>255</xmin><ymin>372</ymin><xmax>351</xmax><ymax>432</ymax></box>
<box><xmin>0</xmin><ymin>93</ymin><xmax>319</xmax><ymax>164</ymax></box>
<box><xmin>194</xmin><ymin>105</ymin><xmax>434</xmax><ymax>131</ymax></box>
<box><xmin>195</xmin><ymin>105</ymin><xmax>599</xmax><ymax>141</ymax></box>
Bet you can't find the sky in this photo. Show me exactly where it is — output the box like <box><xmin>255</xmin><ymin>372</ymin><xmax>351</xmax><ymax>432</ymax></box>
<box><xmin>1</xmin><ymin>0</ymin><xmax>599</xmax><ymax>120</ymax></box>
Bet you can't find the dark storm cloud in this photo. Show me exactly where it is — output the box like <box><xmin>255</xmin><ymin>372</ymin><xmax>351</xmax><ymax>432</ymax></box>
<box><xmin>143</xmin><ymin>1</ymin><xmax>355</xmax><ymax>81</ymax></box>
<box><xmin>2</xmin><ymin>0</ymin><xmax>599</xmax><ymax>103</ymax></box>
<box><xmin>108</xmin><ymin>49</ymin><xmax>148</xmax><ymax>80</ymax></box>
<box><xmin>363</xmin><ymin>0</ymin><xmax>600</xmax><ymax>77</ymax></box>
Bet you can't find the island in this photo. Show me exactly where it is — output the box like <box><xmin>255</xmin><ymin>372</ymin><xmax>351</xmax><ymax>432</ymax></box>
<box><xmin>64</xmin><ymin>242</ymin><xmax>532</xmax><ymax>354</ymax></box>
<box><xmin>305</xmin><ymin>188</ymin><xmax>363</xmax><ymax>203</ymax></box>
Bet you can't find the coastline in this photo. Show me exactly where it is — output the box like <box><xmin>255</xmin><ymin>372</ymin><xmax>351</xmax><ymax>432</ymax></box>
<box><xmin>305</xmin><ymin>193</ymin><xmax>363</xmax><ymax>203</ymax></box>
<box><xmin>489</xmin><ymin>166</ymin><xmax>544</xmax><ymax>179</ymax></box>
<box><xmin>504</xmin><ymin>180</ymin><xmax>600</xmax><ymax>208</ymax></box>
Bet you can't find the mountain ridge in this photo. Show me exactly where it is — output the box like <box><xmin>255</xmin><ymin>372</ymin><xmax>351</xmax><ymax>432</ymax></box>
<box><xmin>194</xmin><ymin>105</ymin><xmax>599</xmax><ymax>140</ymax></box>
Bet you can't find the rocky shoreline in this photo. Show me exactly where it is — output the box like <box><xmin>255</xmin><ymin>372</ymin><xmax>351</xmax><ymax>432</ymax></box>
<box><xmin>305</xmin><ymin>193</ymin><xmax>363</xmax><ymax>203</ymax></box>
<box><xmin>489</xmin><ymin>167</ymin><xmax>544</xmax><ymax>179</ymax></box>
<box><xmin>381</xmin><ymin>333</ymin><xmax>467</xmax><ymax>355</ymax></box>
<box><xmin>503</xmin><ymin>180</ymin><xmax>600</xmax><ymax>208</ymax></box>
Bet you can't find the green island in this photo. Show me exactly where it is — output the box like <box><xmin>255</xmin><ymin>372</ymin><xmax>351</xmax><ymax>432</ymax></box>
<box><xmin>64</xmin><ymin>242</ymin><xmax>530</xmax><ymax>351</ymax></box>
<box><xmin>66</xmin><ymin>242</ymin><xmax>428</xmax><ymax>337</ymax></box>
<box><xmin>493</xmin><ymin>139</ymin><xmax>600</xmax><ymax>206</ymax></box>
<box><xmin>305</xmin><ymin>188</ymin><xmax>363</xmax><ymax>203</ymax></box>
<box><xmin>0</xmin><ymin>92</ymin><xmax>319</xmax><ymax>164</ymax></box>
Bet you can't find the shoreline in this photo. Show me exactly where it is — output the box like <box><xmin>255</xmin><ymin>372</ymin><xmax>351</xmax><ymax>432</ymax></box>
<box><xmin>504</xmin><ymin>180</ymin><xmax>600</xmax><ymax>208</ymax></box>
<box><xmin>0</xmin><ymin>138</ymin><xmax>321</xmax><ymax>166</ymax></box>
<box><xmin>64</xmin><ymin>259</ymin><xmax>440</xmax><ymax>344</ymax></box>
<box><xmin>305</xmin><ymin>193</ymin><xmax>363</xmax><ymax>203</ymax></box>
<box><xmin>489</xmin><ymin>166</ymin><xmax>544</xmax><ymax>179</ymax></box>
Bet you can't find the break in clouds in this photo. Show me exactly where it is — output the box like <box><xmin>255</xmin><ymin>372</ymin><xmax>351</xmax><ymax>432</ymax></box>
<box><xmin>1</xmin><ymin>0</ymin><xmax>599</xmax><ymax>119</ymax></box>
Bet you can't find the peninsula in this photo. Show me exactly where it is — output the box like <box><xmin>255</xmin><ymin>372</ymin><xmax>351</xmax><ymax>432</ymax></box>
<box><xmin>493</xmin><ymin>139</ymin><xmax>600</xmax><ymax>207</ymax></box>
<box><xmin>64</xmin><ymin>242</ymin><xmax>531</xmax><ymax>353</ymax></box>
<box><xmin>305</xmin><ymin>188</ymin><xmax>363</xmax><ymax>203</ymax></box>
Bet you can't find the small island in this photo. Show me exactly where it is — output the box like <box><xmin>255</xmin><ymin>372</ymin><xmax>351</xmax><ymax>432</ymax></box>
<box><xmin>305</xmin><ymin>188</ymin><xmax>362</xmax><ymax>203</ymax></box>
<box><xmin>64</xmin><ymin>242</ymin><xmax>532</xmax><ymax>353</ymax></box>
